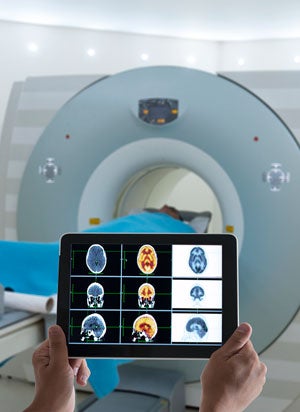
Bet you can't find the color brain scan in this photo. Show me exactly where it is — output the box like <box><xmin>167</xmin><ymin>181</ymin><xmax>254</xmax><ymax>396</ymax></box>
<box><xmin>137</xmin><ymin>244</ymin><xmax>157</xmax><ymax>274</ymax></box>
<box><xmin>132</xmin><ymin>314</ymin><xmax>158</xmax><ymax>342</ymax></box>
<box><xmin>138</xmin><ymin>283</ymin><xmax>155</xmax><ymax>308</ymax></box>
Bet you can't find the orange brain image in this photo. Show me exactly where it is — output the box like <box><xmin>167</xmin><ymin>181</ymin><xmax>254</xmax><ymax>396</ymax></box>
<box><xmin>132</xmin><ymin>314</ymin><xmax>158</xmax><ymax>342</ymax></box>
<box><xmin>137</xmin><ymin>244</ymin><xmax>158</xmax><ymax>274</ymax></box>
<box><xmin>138</xmin><ymin>283</ymin><xmax>155</xmax><ymax>308</ymax></box>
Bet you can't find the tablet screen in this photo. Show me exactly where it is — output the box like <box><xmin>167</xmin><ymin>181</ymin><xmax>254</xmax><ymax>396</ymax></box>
<box><xmin>57</xmin><ymin>233</ymin><xmax>238</xmax><ymax>359</ymax></box>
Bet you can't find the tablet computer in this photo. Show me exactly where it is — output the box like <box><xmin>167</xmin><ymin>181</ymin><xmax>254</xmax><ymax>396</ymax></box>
<box><xmin>57</xmin><ymin>233</ymin><xmax>238</xmax><ymax>359</ymax></box>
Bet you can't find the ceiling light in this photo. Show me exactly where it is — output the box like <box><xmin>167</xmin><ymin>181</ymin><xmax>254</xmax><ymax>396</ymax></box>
<box><xmin>140</xmin><ymin>53</ymin><xmax>149</xmax><ymax>61</ymax></box>
<box><xmin>237</xmin><ymin>58</ymin><xmax>245</xmax><ymax>66</ymax></box>
<box><xmin>87</xmin><ymin>48</ymin><xmax>96</xmax><ymax>57</ymax></box>
<box><xmin>186</xmin><ymin>56</ymin><xmax>196</xmax><ymax>65</ymax></box>
<box><xmin>294</xmin><ymin>55</ymin><xmax>300</xmax><ymax>63</ymax></box>
<box><xmin>27</xmin><ymin>42</ymin><xmax>38</xmax><ymax>52</ymax></box>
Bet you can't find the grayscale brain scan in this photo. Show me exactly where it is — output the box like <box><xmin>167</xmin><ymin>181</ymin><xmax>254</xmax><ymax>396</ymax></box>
<box><xmin>86</xmin><ymin>243</ymin><xmax>107</xmax><ymax>274</ymax></box>
<box><xmin>87</xmin><ymin>282</ymin><xmax>104</xmax><ymax>308</ymax></box>
<box><xmin>80</xmin><ymin>313</ymin><xmax>107</xmax><ymax>342</ymax></box>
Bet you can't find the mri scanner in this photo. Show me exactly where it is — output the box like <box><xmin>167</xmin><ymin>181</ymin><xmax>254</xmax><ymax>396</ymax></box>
<box><xmin>1</xmin><ymin>66</ymin><xmax>300</xmax><ymax>408</ymax></box>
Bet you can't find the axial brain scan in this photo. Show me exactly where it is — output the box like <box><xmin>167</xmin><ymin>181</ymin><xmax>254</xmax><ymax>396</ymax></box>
<box><xmin>189</xmin><ymin>247</ymin><xmax>207</xmax><ymax>274</ymax></box>
<box><xmin>132</xmin><ymin>314</ymin><xmax>158</xmax><ymax>342</ymax></box>
<box><xmin>87</xmin><ymin>282</ymin><xmax>104</xmax><ymax>308</ymax></box>
<box><xmin>137</xmin><ymin>244</ymin><xmax>158</xmax><ymax>274</ymax></box>
<box><xmin>186</xmin><ymin>316</ymin><xmax>208</xmax><ymax>339</ymax></box>
<box><xmin>138</xmin><ymin>283</ymin><xmax>155</xmax><ymax>308</ymax></box>
<box><xmin>86</xmin><ymin>244</ymin><xmax>107</xmax><ymax>274</ymax></box>
<box><xmin>80</xmin><ymin>313</ymin><xmax>107</xmax><ymax>342</ymax></box>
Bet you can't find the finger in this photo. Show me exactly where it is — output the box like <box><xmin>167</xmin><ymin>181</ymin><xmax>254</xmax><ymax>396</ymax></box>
<box><xmin>221</xmin><ymin>323</ymin><xmax>252</xmax><ymax>358</ymax></box>
<box><xmin>69</xmin><ymin>358</ymin><xmax>84</xmax><ymax>376</ymax></box>
<box><xmin>48</xmin><ymin>324</ymin><xmax>69</xmax><ymax>367</ymax></box>
<box><xmin>76</xmin><ymin>360</ymin><xmax>91</xmax><ymax>386</ymax></box>
<box><xmin>32</xmin><ymin>339</ymin><xmax>50</xmax><ymax>368</ymax></box>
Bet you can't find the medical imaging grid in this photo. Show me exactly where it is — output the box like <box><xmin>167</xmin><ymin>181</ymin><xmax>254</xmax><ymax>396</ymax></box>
<box><xmin>67</xmin><ymin>241</ymin><xmax>223</xmax><ymax>347</ymax></box>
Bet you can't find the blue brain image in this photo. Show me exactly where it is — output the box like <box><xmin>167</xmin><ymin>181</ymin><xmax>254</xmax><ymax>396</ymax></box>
<box><xmin>188</xmin><ymin>246</ymin><xmax>207</xmax><ymax>274</ymax></box>
<box><xmin>87</xmin><ymin>282</ymin><xmax>104</xmax><ymax>308</ymax></box>
<box><xmin>186</xmin><ymin>317</ymin><xmax>208</xmax><ymax>339</ymax></box>
<box><xmin>86</xmin><ymin>244</ymin><xmax>107</xmax><ymax>274</ymax></box>
<box><xmin>80</xmin><ymin>313</ymin><xmax>107</xmax><ymax>342</ymax></box>
<box><xmin>190</xmin><ymin>285</ymin><xmax>205</xmax><ymax>301</ymax></box>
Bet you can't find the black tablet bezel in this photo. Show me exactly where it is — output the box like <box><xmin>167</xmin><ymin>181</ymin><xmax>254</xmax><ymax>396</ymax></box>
<box><xmin>57</xmin><ymin>233</ymin><xmax>238</xmax><ymax>359</ymax></box>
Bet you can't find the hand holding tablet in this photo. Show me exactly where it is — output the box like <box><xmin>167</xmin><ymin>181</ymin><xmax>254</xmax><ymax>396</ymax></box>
<box><xmin>57</xmin><ymin>233</ymin><xmax>238</xmax><ymax>359</ymax></box>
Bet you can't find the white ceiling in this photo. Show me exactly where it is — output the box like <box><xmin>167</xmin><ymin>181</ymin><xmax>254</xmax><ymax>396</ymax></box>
<box><xmin>0</xmin><ymin>0</ymin><xmax>300</xmax><ymax>41</ymax></box>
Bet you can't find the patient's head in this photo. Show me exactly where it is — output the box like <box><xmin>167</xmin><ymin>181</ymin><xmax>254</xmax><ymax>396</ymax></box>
<box><xmin>158</xmin><ymin>205</ymin><xmax>183</xmax><ymax>220</ymax></box>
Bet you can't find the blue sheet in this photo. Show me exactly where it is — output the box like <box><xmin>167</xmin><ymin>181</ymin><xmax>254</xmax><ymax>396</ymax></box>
<box><xmin>0</xmin><ymin>212</ymin><xmax>195</xmax><ymax>397</ymax></box>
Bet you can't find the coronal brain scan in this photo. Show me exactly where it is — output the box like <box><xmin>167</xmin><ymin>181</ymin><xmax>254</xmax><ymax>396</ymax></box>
<box><xmin>137</xmin><ymin>244</ymin><xmax>158</xmax><ymax>274</ymax></box>
<box><xmin>138</xmin><ymin>283</ymin><xmax>155</xmax><ymax>308</ymax></box>
<box><xmin>190</xmin><ymin>285</ymin><xmax>205</xmax><ymax>302</ymax></box>
<box><xmin>189</xmin><ymin>247</ymin><xmax>207</xmax><ymax>274</ymax></box>
<box><xmin>186</xmin><ymin>316</ymin><xmax>208</xmax><ymax>339</ymax></box>
<box><xmin>86</xmin><ymin>244</ymin><xmax>107</xmax><ymax>274</ymax></box>
<box><xmin>132</xmin><ymin>314</ymin><xmax>158</xmax><ymax>342</ymax></box>
<box><xmin>80</xmin><ymin>313</ymin><xmax>107</xmax><ymax>342</ymax></box>
<box><xmin>87</xmin><ymin>282</ymin><xmax>104</xmax><ymax>308</ymax></box>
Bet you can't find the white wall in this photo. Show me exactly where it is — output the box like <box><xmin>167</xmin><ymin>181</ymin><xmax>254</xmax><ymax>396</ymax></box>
<box><xmin>0</xmin><ymin>20</ymin><xmax>219</xmax><ymax>137</ymax></box>
<box><xmin>2</xmin><ymin>20</ymin><xmax>300</xmax><ymax>139</ymax></box>
<box><xmin>218</xmin><ymin>38</ymin><xmax>300</xmax><ymax>71</ymax></box>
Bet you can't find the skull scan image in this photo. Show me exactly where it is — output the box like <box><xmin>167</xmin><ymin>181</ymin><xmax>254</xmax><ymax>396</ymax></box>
<box><xmin>185</xmin><ymin>316</ymin><xmax>208</xmax><ymax>341</ymax></box>
<box><xmin>132</xmin><ymin>314</ymin><xmax>158</xmax><ymax>342</ymax></box>
<box><xmin>137</xmin><ymin>244</ymin><xmax>157</xmax><ymax>274</ymax></box>
<box><xmin>138</xmin><ymin>283</ymin><xmax>155</xmax><ymax>309</ymax></box>
<box><xmin>80</xmin><ymin>313</ymin><xmax>106</xmax><ymax>342</ymax></box>
<box><xmin>190</xmin><ymin>285</ymin><xmax>205</xmax><ymax>305</ymax></box>
<box><xmin>189</xmin><ymin>247</ymin><xmax>207</xmax><ymax>274</ymax></box>
<box><xmin>86</xmin><ymin>244</ymin><xmax>107</xmax><ymax>274</ymax></box>
<box><xmin>87</xmin><ymin>282</ymin><xmax>104</xmax><ymax>308</ymax></box>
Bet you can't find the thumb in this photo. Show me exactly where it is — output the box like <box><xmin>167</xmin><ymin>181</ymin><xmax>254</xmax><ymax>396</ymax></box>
<box><xmin>48</xmin><ymin>325</ymin><xmax>69</xmax><ymax>367</ymax></box>
<box><xmin>221</xmin><ymin>323</ymin><xmax>252</xmax><ymax>357</ymax></box>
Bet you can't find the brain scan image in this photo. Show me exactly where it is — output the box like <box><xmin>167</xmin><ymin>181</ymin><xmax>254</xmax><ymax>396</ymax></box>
<box><xmin>132</xmin><ymin>314</ymin><xmax>158</xmax><ymax>342</ymax></box>
<box><xmin>189</xmin><ymin>247</ymin><xmax>207</xmax><ymax>274</ymax></box>
<box><xmin>80</xmin><ymin>313</ymin><xmax>106</xmax><ymax>342</ymax></box>
<box><xmin>87</xmin><ymin>282</ymin><xmax>104</xmax><ymax>308</ymax></box>
<box><xmin>138</xmin><ymin>283</ymin><xmax>155</xmax><ymax>309</ymax></box>
<box><xmin>186</xmin><ymin>316</ymin><xmax>208</xmax><ymax>340</ymax></box>
<box><xmin>190</xmin><ymin>285</ymin><xmax>205</xmax><ymax>303</ymax></box>
<box><xmin>137</xmin><ymin>244</ymin><xmax>157</xmax><ymax>274</ymax></box>
<box><xmin>86</xmin><ymin>244</ymin><xmax>107</xmax><ymax>274</ymax></box>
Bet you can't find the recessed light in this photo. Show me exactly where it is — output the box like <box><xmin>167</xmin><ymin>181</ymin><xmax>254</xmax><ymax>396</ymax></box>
<box><xmin>140</xmin><ymin>53</ymin><xmax>149</xmax><ymax>61</ymax></box>
<box><xmin>87</xmin><ymin>48</ymin><xmax>96</xmax><ymax>57</ymax></box>
<box><xmin>294</xmin><ymin>55</ymin><xmax>300</xmax><ymax>63</ymax></box>
<box><xmin>186</xmin><ymin>56</ymin><xmax>196</xmax><ymax>64</ymax></box>
<box><xmin>237</xmin><ymin>58</ymin><xmax>245</xmax><ymax>66</ymax></box>
<box><xmin>27</xmin><ymin>42</ymin><xmax>38</xmax><ymax>52</ymax></box>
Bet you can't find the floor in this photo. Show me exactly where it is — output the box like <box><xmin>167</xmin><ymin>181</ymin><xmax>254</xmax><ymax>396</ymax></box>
<box><xmin>0</xmin><ymin>375</ymin><xmax>198</xmax><ymax>411</ymax></box>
